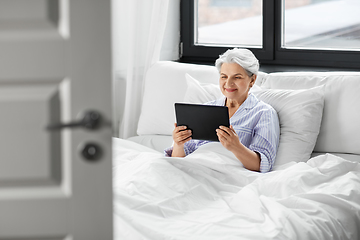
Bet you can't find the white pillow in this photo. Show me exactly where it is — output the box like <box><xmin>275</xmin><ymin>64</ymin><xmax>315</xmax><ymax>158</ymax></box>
<box><xmin>183</xmin><ymin>74</ymin><xmax>325</xmax><ymax>166</ymax></box>
<box><xmin>252</xmin><ymin>86</ymin><xmax>325</xmax><ymax>166</ymax></box>
<box><xmin>184</xmin><ymin>73</ymin><xmax>222</xmax><ymax>103</ymax></box>
<box><xmin>136</xmin><ymin>62</ymin><xmax>219</xmax><ymax>136</ymax></box>
<box><xmin>136</xmin><ymin>73</ymin><xmax>221</xmax><ymax>136</ymax></box>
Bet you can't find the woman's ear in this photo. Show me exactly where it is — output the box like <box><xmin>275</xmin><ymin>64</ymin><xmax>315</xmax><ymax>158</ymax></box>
<box><xmin>250</xmin><ymin>74</ymin><xmax>257</xmax><ymax>87</ymax></box>
<box><xmin>252</xmin><ymin>74</ymin><xmax>257</xmax><ymax>82</ymax></box>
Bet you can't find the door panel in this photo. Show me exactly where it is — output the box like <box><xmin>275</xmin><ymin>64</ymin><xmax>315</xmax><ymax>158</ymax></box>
<box><xmin>0</xmin><ymin>83</ymin><xmax>63</xmax><ymax>186</ymax></box>
<box><xmin>2</xmin><ymin>199</ymin><xmax>70</xmax><ymax>238</ymax></box>
<box><xmin>0</xmin><ymin>0</ymin><xmax>113</xmax><ymax>239</ymax></box>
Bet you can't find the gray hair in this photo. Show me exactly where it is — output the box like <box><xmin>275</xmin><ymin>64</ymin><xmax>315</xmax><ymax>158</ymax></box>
<box><xmin>215</xmin><ymin>48</ymin><xmax>259</xmax><ymax>77</ymax></box>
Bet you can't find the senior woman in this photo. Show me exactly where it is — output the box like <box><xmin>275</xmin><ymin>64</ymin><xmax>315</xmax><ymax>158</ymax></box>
<box><xmin>164</xmin><ymin>48</ymin><xmax>280</xmax><ymax>173</ymax></box>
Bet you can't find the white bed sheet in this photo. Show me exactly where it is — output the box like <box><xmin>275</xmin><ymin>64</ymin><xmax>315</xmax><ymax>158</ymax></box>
<box><xmin>127</xmin><ymin>135</ymin><xmax>173</xmax><ymax>154</ymax></box>
<box><xmin>127</xmin><ymin>135</ymin><xmax>360</xmax><ymax>165</ymax></box>
<box><xmin>113</xmin><ymin>137</ymin><xmax>360</xmax><ymax>240</ymax></box>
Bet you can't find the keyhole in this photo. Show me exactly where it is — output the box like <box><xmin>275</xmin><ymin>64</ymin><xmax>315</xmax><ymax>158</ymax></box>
<box><xmin>81</xmin><ymin>143</ymin><xmax>102</xmax><ymax>161</ymax></box>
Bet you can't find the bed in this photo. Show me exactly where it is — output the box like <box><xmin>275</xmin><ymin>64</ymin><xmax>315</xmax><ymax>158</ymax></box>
<box><xmin>113</xmin><ymin>61</ymin><xmax>360</xmax><ymax>240</ymax></box>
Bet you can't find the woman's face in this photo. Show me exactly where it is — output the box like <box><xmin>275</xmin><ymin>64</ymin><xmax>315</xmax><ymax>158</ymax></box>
<box><xmin>219</xmin><ymin>62</ymin><xmax>256</xmax><ymax>104</ymax></box>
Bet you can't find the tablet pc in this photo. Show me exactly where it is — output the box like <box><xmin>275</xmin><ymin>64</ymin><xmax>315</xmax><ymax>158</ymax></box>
<box><xmin>174</xmin><ymin>103</ymin><xmax>230</xmax><ymax>142</ymax></box>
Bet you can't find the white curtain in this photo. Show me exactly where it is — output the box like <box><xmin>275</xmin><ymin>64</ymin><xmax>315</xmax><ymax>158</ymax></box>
<box><xmin>112</xmin><ymin>0</ymin><xmax>171</xmax><ymax>138</ymax></box>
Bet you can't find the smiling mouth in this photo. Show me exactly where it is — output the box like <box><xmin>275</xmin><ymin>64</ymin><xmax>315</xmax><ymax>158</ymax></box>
<box><xmin>225</xmin><ymin>88</ymin><xmax>237</xmax><ymax>92</ymax></box>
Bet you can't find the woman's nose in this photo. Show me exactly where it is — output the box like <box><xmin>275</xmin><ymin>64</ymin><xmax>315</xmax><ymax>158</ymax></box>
<box><xmin>226</xmin><ymin>78</ymin><xmax>235</xmax><ymax>86</ymax></box>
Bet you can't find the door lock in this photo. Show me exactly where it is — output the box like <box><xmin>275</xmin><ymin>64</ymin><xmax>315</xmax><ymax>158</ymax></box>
<box><xmin>81</xmin><ymin>143</ymin><xmax>102</xmax><ymax>161</ymax></box>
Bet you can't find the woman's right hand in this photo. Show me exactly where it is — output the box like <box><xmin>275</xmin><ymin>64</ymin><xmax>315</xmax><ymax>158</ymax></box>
<box><xmin>172</xmin><ymin>123</ymin><xmax>192</xmax><ymax>147</ymax></box>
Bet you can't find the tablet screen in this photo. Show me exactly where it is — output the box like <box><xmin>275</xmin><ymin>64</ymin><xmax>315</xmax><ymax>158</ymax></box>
<box><xmin>175</xmin><ymin>103</ymin><xmax>229</xmax><ymax>141</ymax></box>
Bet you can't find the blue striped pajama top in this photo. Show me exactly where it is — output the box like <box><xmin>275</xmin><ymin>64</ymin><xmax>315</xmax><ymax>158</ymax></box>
<box><xmin>164</xmin><ymin>93</ymin><xmax>280</xmax><ymax>173</ymax></box>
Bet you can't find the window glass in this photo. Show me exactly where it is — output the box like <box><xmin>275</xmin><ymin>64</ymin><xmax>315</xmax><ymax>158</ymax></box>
<box><xmin>283</xmin><ymin>0</ymin><xmax>360</xmax><ymax>50</ymax></box>
<box><xmin>196</xmin><ymin>0</ymin><xmax>263</xmax><ymax>48</ymax></box>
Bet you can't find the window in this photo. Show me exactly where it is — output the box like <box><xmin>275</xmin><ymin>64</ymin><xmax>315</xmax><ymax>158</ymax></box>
<box><xmin>282</xmin><ymin>0</ymin><xmax>360</xmax><ymax>51</ymax></box>
<box><xmin>211</xmin><ymin>0</ymin><xmax>252</xmax><ymax>7</ymax></box>
<box><xmin>181</xmin><ymin>0</ymin><xmax>360</xmax><ymax>68</ymax></box>
<box><xmin>196</xmin><ymin>0</ymin><xmax>262</xmax><ymax>48</ymax></box>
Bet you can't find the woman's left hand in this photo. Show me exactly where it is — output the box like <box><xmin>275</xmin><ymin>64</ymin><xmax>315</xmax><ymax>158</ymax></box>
<box><xmin>216</xmin><ymin>125</ymin><xmax>241</xmax><ymax>152</ymax></box>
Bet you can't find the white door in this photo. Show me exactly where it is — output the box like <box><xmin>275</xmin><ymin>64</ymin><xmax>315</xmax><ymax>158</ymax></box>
<box><xmin>0</xmin><ymin>0</ymin><xmax>113</xmax><ymax>239</ymax></box>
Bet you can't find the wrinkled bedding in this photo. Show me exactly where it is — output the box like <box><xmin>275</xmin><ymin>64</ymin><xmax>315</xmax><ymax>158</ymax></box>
<box><xmin>112</xmin><ymin>138</ymin><xmax>360</xmax><ymax>240</ymax></box>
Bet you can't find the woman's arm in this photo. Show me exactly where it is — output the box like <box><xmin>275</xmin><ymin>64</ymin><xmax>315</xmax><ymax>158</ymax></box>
<box><xmin>216</xmin><ymin>125</ymin><xmax>261</xmax><ymax>171</ymax></box>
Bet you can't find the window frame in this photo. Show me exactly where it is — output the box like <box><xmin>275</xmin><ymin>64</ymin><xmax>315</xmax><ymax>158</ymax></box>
<box><xmin>180</xmin><ymin>0</ymin><xmax>360</xmax><ymax>69</ymax></box>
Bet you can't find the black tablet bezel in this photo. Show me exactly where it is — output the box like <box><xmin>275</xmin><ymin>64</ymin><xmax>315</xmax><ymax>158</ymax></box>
<box><xmin>175</xmin><ymin>103</ymin><xmax>230</xmax><ymax>142</ymax></box>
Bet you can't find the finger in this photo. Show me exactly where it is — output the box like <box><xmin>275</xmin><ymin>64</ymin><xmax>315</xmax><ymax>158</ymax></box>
<box><xmin>176</xmin><ymin>135</ymin><xmax>192</xmax><ymax>144</ymax></box>
<box><xmin>217</xmin><ymin>133</ymin><xmax>227</xmax><ymax>144</ymax></box>
<box><xmin>175</xmin><ymin>129</ymin><xmax>191</xmax><ymax>139</ymax></box>
<box><xmin>229</xmin><ymin>125</ymin><xmax>237</xmax><ymax>135</ymax></box>
<box><xmin>180</xmin><ymin>135</ymin><xmax>192</xmax><ymax>142</ymax></box>
<box><xmin>173</xmin><ymin>123</ymin><xmax>178</xmax><ymax>133</ymax></box>
<box><xmin>219</xmin><ymin>126</ymin><xmax>232</xmax><ymax>135</ymax></box>
<box><xmin>178</xmin><ymin>129</ymin><xmax>192</xmax><ymax>138</ymax></box>
<box><xmin>216</xmin><ymin>129</ymin><xmax>227</xmax><ymax>140</ymax></box>
<box><xmin>174</xmin><ymin>125</ymin><xmax>187</xmax><ymax>133</ymax></box>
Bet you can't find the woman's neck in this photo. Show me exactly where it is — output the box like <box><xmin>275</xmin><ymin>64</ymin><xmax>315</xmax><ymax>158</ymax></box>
<box><xmin>227</xmin><ymin>100</ymin><xmax>240</xmax><ymax>109</ymax></box>
<box><xmin>225</xmin><ymin>98</ymin><xmax>242</xmax><ymax>119</ymax></box>
<box><xmin>225</xmin><ymin>96</ymin><xmax>246</xmax><ymax>109</ymax></box>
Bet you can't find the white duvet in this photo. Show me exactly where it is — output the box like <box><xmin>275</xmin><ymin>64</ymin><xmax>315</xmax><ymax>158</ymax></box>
<box><xmin>112</xmin><ymin>138</ymin><xmax>360</xmax><ymax>240</ymax></box>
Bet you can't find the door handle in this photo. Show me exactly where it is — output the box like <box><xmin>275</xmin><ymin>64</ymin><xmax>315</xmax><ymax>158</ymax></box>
<box><xmin>47</xmin><ymin>110</ymin><xmax>102</xmax><ymax>130</ymax></box>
